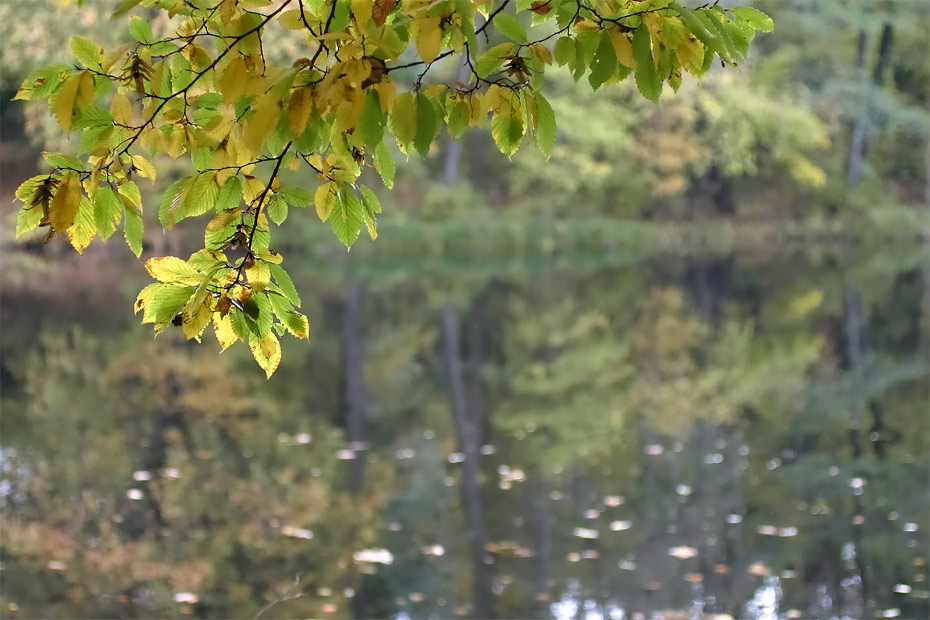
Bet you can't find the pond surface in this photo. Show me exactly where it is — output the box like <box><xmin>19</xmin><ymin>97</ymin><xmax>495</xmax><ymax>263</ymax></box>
<box><xmin>1</xmin><ymin>242</ymin><xmax>928</xmax><ymax>619</ymax></box>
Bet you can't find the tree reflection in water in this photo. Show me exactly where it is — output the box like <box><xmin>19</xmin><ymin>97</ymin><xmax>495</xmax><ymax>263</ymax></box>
<box><xmin>1</xmin><ymin>246</ymin><xmax>927</xmax><ymax>619</ymax></box>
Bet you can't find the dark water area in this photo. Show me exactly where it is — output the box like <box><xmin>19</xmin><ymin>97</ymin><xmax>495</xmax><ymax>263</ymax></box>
<box><xmin>1</xmin><ymin>243</ymin><xmax>928</xmax><ymax>620</ymax></box>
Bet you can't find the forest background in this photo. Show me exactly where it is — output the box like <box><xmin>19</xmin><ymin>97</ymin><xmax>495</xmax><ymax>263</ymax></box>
<box><xmin>0</xmin><ymin>1</ymin><xmax>928</xmax><ymax>619</ymax></box>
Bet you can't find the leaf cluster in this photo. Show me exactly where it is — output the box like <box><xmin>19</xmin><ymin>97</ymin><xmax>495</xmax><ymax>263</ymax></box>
<box><xmin>13</xmin><ymin>0</ymin><xmax>771</xmax><ymax>374</ymax></box>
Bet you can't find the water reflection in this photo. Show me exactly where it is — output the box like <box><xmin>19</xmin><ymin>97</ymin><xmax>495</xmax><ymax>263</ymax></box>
<box><xmin>1</xmin><ymin>246</ymin><xmax>927</xmax><ymax>619</ymax></box>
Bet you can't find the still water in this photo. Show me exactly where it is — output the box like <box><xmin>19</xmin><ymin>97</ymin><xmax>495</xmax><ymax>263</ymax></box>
<box><xmin>1</xmin><ymin>241</ymin><xmax>928</xmax><ymax>619</ymax></box>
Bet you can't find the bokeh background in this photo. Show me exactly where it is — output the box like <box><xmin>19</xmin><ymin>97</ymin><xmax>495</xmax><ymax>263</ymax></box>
<box><xmin>1</xmin><ymin>1</ymin><xmax>928</xmax><ymax>618</ymax></box>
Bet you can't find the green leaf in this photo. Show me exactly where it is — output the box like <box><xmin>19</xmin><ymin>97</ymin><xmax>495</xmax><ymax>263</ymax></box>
<box><xmin>44</xmin><ymin>152</ymin><xmax>85</xmax><ymax>173</ymax></box>
<box><xmin>278</xmin><ymin>186</ymin><xmax>314</xmax><ymax>207</ymax></box>
<box><xmin>493</xmin><ymin>13</ymin><xmax>527</xmax><ymax>44</ymax></box>
<box><xmin>414</xmin><ymin>95</ymin><xmax>440</xmax><ymax>156</ymax></box>
<box><xmin>534</xmin><ymin>92</ymin><xmax>556</xmax><ymax>157</ymax></box>
<box><xmin>70</xmin><ymin>36</ymin><xmax>103</xmax><ymax>70</ymax></box>
<box><xmin>269</xmin><ymin>292</ymin><xmax>309</xmax><ymax>339</ymax></box>
<box><xmin>269</xmin><ymin>263</ymin><xmax>301</xmax><ymax>307</ymax></box>
<box><xmin>446</xmin><ymin>97</ymin><xmax>469</xmax><ymax>139</ymax></box>
<box><xmin>373</xmin><ymin>142</ymin><xmax>395</xmax><ymax>189</ymax></box>
<box><xmin>16</xmin><ymin>65</ymin><xmax>72</xmax><ymax>101</ymax></box>
<box><xmin>588</xmin><ymin>34</ymin><xmax>617</xmax><ymax>91</ymax></box>
<box><xmin>474</xmin><ymin>43</ymin><xmax>515</xmax><ymax>78</ymax></box>
<box><xmin>491</xmin><ymin>109</ymin><xmax>524</xmax><ymax>156</ymax></box>
<box><xmin>182</xmin><ymin>173</ymin><xmax>219</xmax><ymax>221</ymax></box>
<box><xmin>330</xmin><ymin>187</ymin><xmax>363</xmax><ymax>248</ymax></box>
<box><xmin>124</xmin><ymin>204</ymin><xmax>144</xmax><ymax>257</ymax></box>
<box><xmin>16</xmin><ymin>202</ymin><xmax>44</xmax><ymax>238</ymax></box>
<box><xmin>389</xmin><ymin>92</ymin><xmax>417</xmax><ymax>148</ymax></box>
<box><xmin>94</xmin><ymin>185</ymin><xmax>123</xmax><ymax>240</ymax></box>
<box><xmin>632</xmin><ymin>25</ymin><xmax>662</xmax><ymax>102</ymax></box>
<box><xmin>68</xmin><ymin>195</ymin><xmax>96</xmax><ymax>253</ymax></box>
<box><xmin>359</xmin><ymin>89</ymin><xmax>387</xmax><ymax>148</ymax></box>
<box><xmin>148</xmin><ymin>285</ymin><xmax>195</xmax><ymax>328</ymax></box>
<box><xmin>216</xmin><ymin>176</ymin><xmax>244</xmax><ymax>212</ymax></box>
<box><xmin>553</xmin><ymin>36</ymin><xmax>575</xmax><ymax>67</ymax></box>
<box><xmin>731</xmin><ymin>7</ymin><xmax>773</xmax><ymax>32</ymax></box>
<box><xmin>266</xmin><ymin>194</ymin><xmax>288</xmax><ymax>225</ymax></box>
<box><xmin>128</xmin><ymin>15</ymin><xmax>154</xmax><ymax>43</ymax></box>
<box><xmin>244</xmin><ymin>291</ymin><xmax>273</xmax><ymax>337</ymax></box>
<box><xmin>359</xmin><ymin>185</ymin><xmax>381</xmax><ymax>240</ymax></box>
<box><xmin>159</xmin><ymin>177</ymin><xmax>189</xmax><ymax>229</ymax></box>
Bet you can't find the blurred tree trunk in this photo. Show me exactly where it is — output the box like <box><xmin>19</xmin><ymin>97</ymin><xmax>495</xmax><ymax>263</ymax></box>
<box><xmin>441</xmin><ymin>303</ymin><xmax>493</xmax><ymax>619</ymax></box>
<box><xmin>344</xmin><ymin>282</ymin><xmax>367</xmax><ymax>494</ymax></box>
<box><xmin>847</xmin><ymin>23</ymin><xmax>894</xmax><ymax>186</ymax></box>
<box><xmin>443</xmin><ymin>60</ymin><xmax>473</xmax><ymax>188</ymax></box>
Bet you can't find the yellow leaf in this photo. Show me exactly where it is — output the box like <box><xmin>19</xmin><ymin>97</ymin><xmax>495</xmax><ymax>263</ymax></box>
<box><xmin>54</xmin><ymin>72</ymin><xmax>93</xmax><ymax>131</ymax></box>
<box><xmin>221</xmin><ymin>56</ymin><xmax>250</xmax><ymax>104</ymax></box>
<box><xmin>675</xmin><ymin>37</ymin><xmax>705</xmax><ymax>74</ymax></box>
<box><xmin>411</xmin><ymin>17</ymin><xmax>442</xmax><ymax>64</ymax></box>
<box><xmin>286</xmin><ymin>88</ymin><xmax>313</xmax><ymax>136</ymax></box>
<box><xmin>49</xmin><ymin>172</ymin><xmax>81</xmax><ymax>232</ymax></box>
<box><xmin>131</xmin><ymin>155</ymin><xmax>157</xmax><ymax>181</ymax></box>
<box><xmin>243</xmin><ymin>95</ymin><xmax>281</xmax><ymax>158</ymax></box>
<box><xmin>250</xmin><ymin>332</ymin><xmax>281</xmax><ymax>378</ymax></box>
<box><xmin>213</xmin><ymin>313</ymin><xmax>238</xmax><ymax>349</ymax></box>
<box><xmin>351</xmin><ymin>0</ymin><xmax>372</xmax><ymax>25</ymax></box>
<box><xmin>110</xmin><ymin>92</ymin><xmax>133</xmax><ymax>126</ymax></box>
<box><xmin>530</xmin><ymin>43</ymin><xmax>553</xmax><ymax>65</ymax></box>
<box><xmin>145</xmin><ymin>256</ymin><xmax>202</xmax><ymax>284</ymax></box>
<box><xmin>135</xmin><ymin>282</ymin><xmax>163</xmax><ymax>315</ymax></box>
<box><xmin>182</xmin><ymin>295</ymin><xmax>212</xmax><ymax>340</ymax></box>
<box><xmin>607</xmin><ymin>29</ymin><xmax>635</xmax><ymax>69</ymax></box>
<box><xmin>315</xmin><ymin>181</ymin><xmax>337</xmax><ymax>222</ymax></box>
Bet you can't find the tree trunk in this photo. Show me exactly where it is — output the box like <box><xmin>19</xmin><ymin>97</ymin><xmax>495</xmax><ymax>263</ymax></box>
<box><xmin>443</xmin><ymin>59</ymin><xmax>473</xmax><ymax>187</ymax></box>
<box><xmin>847</xmin><ymin>23</ymin><xmax>894</xmax><ymax>186</ymax></box>
<box><xmin>442</xmin><ymin>304</ymin><xmax>494</xmax><ymax>619</ymax></box>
